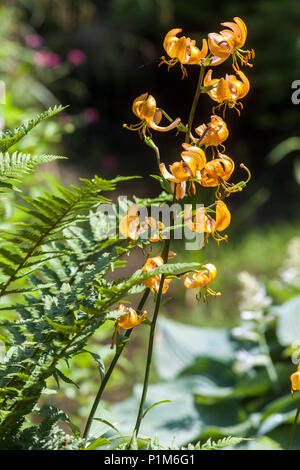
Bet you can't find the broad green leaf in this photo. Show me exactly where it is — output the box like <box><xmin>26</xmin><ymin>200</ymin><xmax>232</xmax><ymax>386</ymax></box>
<box><xmin>273</xmin><ymin>295</ymin><xmax>300</xmax><ymax>345</ymax></box>
<box><xmin>154</xmin><ymin>317</ymin><xmax>236</xmax><ymax>379</ymax></box>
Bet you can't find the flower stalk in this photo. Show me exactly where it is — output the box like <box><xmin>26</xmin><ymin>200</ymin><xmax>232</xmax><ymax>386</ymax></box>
<box><xmin>83</xmin><ymin>288</ymin><xmax>150</xmax><ymax>439</ymax></box>
<box><xmin>185</xmin><ymin>64</ymin><xmax>205</xmax><ymax>143</ymax></box>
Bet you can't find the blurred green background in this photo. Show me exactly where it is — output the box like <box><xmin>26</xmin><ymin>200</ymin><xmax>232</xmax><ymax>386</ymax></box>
<box><xmin>1</xmin><ymin>0</ymin><xmax>300</xmax><ymax>448</ymax></box>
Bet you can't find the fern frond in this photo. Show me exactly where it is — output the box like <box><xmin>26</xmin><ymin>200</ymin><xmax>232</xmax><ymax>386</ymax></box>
<box><xmin>0</xmin><ymin>175</ymin><xmax>131</xmax><ymax>297</ymax></box>
<box><xmin>0</xmin><ymin>151</ymin><xmax>66</xmax><ymax>192</ymax></box>
<box><xmin>0</xmin><ymin>105</ymin><xmax>67</xmax><ymax>153</ymax></box>
<box><xmin>199</xmin><ymin>436</ymin><xmax>247</xmax><ymax>450</ymax></box>
<box><xmin>147</xmin><ymin>435</ymin><xmax>247</xmax><ymax>450</ymax></box>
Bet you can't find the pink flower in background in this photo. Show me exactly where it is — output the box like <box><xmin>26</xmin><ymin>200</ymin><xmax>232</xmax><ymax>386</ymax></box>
<box><xmin>67</xmin><ymin>49</ymin><xmax>86</xmax><ymax>65</ymax></box>
<box><xmin>84</xmin><ymin>108</ymin><xmax>100</xmax><ymax>123</ymax></box>
<box><xmin>102</xmin><ymin>155</ymin><xmax>119</xmax><ymax>172</ymax></box>
<box><xmin>25</xmin><ymin>34</ymin><xmax>43</xmax><ymax>49</ymax></box>
<box><xmin>34</xmin><ymin>51</ymin><xmax>61</xmax><ymax>68</ymax></box>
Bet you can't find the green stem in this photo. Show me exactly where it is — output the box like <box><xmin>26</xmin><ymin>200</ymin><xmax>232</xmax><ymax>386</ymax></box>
<box><xmin>259</xmin><ymin>329</ymin><xmax>279</xmax><ymax>389</ymax></box>
<box><xmin>82</xmin><ymin>288</ymin><xmax>150</xmax><ymax>439</ymax></box>
<box><xmin>144</xmin><ymin>136</ymin><xmax>161</xmax><ymax>170</ymax></box>
<box><xmin>130</xmin><ymin>187</ymin><xmax>176</xmax><ymax>443</ymax></box>
<box><xmin>287</xmin><ymin>402</ymin><xmax>300</xmax><ymax>450</ymax></box>
<box><xmin>185</xmin><ymin>65</ymin><xmax>205</xmax><ymax>143</ymax></box>
<box><xmin>131</xmin><ymin>242</ymin><xmax>171</xmax><ymax>439</ymax></box>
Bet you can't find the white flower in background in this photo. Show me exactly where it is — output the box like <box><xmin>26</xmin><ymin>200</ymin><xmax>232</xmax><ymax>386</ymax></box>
<box><xmin>235</xmin><ymin>348</ymin><xmax>270</xmax><ymax>373</ymax></box>
<box><xmin>231</xmin><ymin>327</ymin><xmax>260</xmax><ymax>342</ymax></box>
<box><xmin>235</xmin><ymin>349</ymin><xmax>255</xmax><ymax>372</ymax></box>
<box><xmin>279</xmin><ymin>237</ymin><xmax>300</xmax><ymax>288</ymax></box>
<box><xmin>238</xmin><ymin>271</ymin><xmax>272</xmax><ymax>318</ymax></box>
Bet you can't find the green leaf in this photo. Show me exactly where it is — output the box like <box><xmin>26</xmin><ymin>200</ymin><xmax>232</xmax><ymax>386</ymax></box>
<box><xmin>84</xmin><ymin>437</ymin><xmax>111</xmax><ymax>450</ymax></box>
<box><xmin>88</xmin><ymin>406</ymin><xmax>120</xmax><ymax>439</ymax></box>
<box><xmin>45</xmin><ymin>316</ymin><xmax>80</xmax><ymax>334</ymax></box>
<box><xmin>154</xmin><ymin>317</ymin><xmax>236</xmax><ymax>379</ymax></box>
<box><xmin>294</xmin><ymin>159</ymin><xmax>300</xmax><ymax>186</ymax></box>
<box><xmin>93</xmin><ymin>418</ymin><xmax>124</xmax><ymax>439</ymax></box>
<box><xmin>0</xmin><ymin>105</ymin><xmax>67</xmax><ymax>152</ymax></box>
<box><xmin>54</xmin><ymin>368</ymin><xmax>79</xmax><ymax>389</ymax></box>
<box><xmin>273</xmin><ymin>295</ymin><xmax>300</xmax><ymax>345</ymax></box>
<box><xmin>142</xmin><ymin>400</ymin><xmax>172</xmax><ymax>419</ymax></box>
<box><xmin>266</xmin><ymin>137</ymin><xmax>300</xmax><ymax>165</ymax></box>
<box><xmin>200</xmin><ymin>85</ymin><xmax>216</xmax><ymax>93</ymax></box>
<box><xmin>85</xmin><ymin>350</ymin><xmax>105</xmax><ymax>381</ymax></box>
<box><xmin>200</xmin><ymin>436</ymin><xmax>249</xmax><ymax>450</ymax></box>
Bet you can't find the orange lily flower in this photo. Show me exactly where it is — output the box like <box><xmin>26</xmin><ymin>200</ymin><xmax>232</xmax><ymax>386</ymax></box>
<box><xmin>200</xmin><ymin>154</ymin><xmax>251</xmax><ymax>196</ymax></box>
<box><xmin>200</xmin><ymin>154</ymin><xmax>235</xmax><ymax>187</ymax></box>
<box><xmin>184</xmin><ymin>263</ymin><xmax>220</xmax><ymax>297</ymax></box>
<box><xmin>142</xmin><ymin>255</ymin><xmax>172</xmax><ymax>294</ymax></box>
<box><xmin>119</xmin><ymin>204</ymin><xmax>140</xmax><ymax>240</ymax></box>
<box><xmin>204</xmin><ymin>69</ymin><xmax>250</xmax><ymax>116</ymax></box>
<box><xmin>193</xmin><ymin>115</ymin><xmax>229</xmax><ymax>148</ymax></box>
<box><xmin>111</xmin><ymin>304</ymin><xmax>147</xmax><ymax>348</ymax></box>
<box><xmin>185</xmin><ymin>200</ymin><xmax>231</xmax><ymax>245</ymax></box>
<box><xmin>208</xmin><ymin>17</ymin><xmax>255</xmax><ymax>71</ymax></box>
<box><xmin>160</xmin><ymin>28</ymin><xmax>208</xmax><ymax>79</ymax></box>
<box><xmin>160</xmin><ymin>143</ymin><xmax>206</xmax><ymax>199</ymax></box>
<box><xmin>291</xmin><ymin>364</ymin><xmax>300</xmax><ymax>397</ymax></box>
<box><xmin>119</xmin><ymin>204</ymin><xmax>164</xmax><ymax>241</ymax></box>
<box><xmin>123</xmin><ymin>93</ymin><xmax>180</xmax><ymax>138</ymax></box>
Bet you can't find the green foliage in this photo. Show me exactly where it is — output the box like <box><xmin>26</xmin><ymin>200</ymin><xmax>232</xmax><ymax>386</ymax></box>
<box><xmin>0</xmin><ymin>105</ymin><xmax>207</xmax><ymax>449</ymax></box>
<box><xmin>0</xmin><ymin>151</ymin><xmax>65</xmax><ymax>192</ymax></box>
<box><xmin>111</xmin><ymin>262</ymin><xmax>300</xmax><ymax>449</ymax></box>
<box><xmin>0</xmin><ymin>106</ymin><xmax>68</xmax><ymax>153</ymax></box>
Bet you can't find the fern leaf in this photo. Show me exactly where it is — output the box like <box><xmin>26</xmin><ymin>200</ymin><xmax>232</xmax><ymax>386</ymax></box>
<box><xmin>0</xmin><ymin>151</ymin><xmax>66</xmax><ymax>192</ymax></box>
<box><xmin>0</xmin><ymin>105</ymin><xmax>67</xmax><ymax>152</ymax></box>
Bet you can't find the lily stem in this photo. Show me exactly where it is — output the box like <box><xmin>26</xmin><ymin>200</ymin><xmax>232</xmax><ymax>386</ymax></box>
<box><xmin>131</xmin><ymin>244</ymin><xmax>171</xmax><ymax>440</ymax></box>
<box><xmin>82</xmin><ymin>288</ymin><xmax>150</xmax><ymax>439</ymax></box>
<box><xmin>130</xmin><ymin>187</ymin><xmax>176</xmax><ymax>443</ymax></box>
<box><xmin>287</xmin><ymin>402</ymin><xmax>300</xmax><ymax>450</ymax></box>
<box><xmin>185</xmin><ymin>64</ymin><xmax>205</xmax><ymax>143</ymax></box>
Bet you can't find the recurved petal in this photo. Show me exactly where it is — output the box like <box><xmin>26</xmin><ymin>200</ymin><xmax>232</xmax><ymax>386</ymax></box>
<box><xmin>174</xmin><ymin>181</ymin><xmax>186</xmax><ymax>200</ymax></box>
<box><xmin>152</xmin><ymin>109</ymin><xmax>162</xmax><ymax>125</ymax></box>
<box><xmin>208</xmin><ymin>32</ymin><xmax>232</xmax><ymax>59</ymax></box>
<box><xmin>174</xmin><ymin>36</ymin><xmax>189</xmax><ymax>63</ymax></box>
<box><xmin>184</xmin><ymin>272</ymin><xmax>201</xmax><ymax>289</ymax></box>
<box><xmin>199</xmin><ymin>38</ymin><xmax>208</xmax><ymax>58</ymax></box>
<box><xmin>132</xmin><ymin>93</ymin><xmax>148</xmax><ymax>117</ymax></box>
<box><xmin>160</xmin><ymin>162</ymin><xmax>178</xmax><ymax>182</ymax></box>
<box><xmin>150</xmin><ymin>117</ymin><xmax>181</xmax><ymax>132</ymax></box>
<box><xmin>119</xmin><ymin>215</ymin><xmax>140</xmax><ymax>240</ymax></box>
<box><xmin>140</xmin><ymin>95</ymin><xmax>157</xmax><ymax>122</ymax></box>
<box><xmin>209</xmin><ymin>55</ymin><xmax>228</xmax><ymax>66</ymax></box>
<box><xmin>171</xmin><ymin>161</ymin><xmax>190</xmax><ymax>181</ymax></box>
<box><xmin>187</xmin><ymin>38</ymin><xmax>208</xmax><ymax>64</ymax></box>
<box><xmin>204</xmin><ymin>69</ymin><xmax>213</xmax><ymax>86</ymax></box>
<box><xmin>236</xmin><ymin>70</ymin><xmax>250</xmax><ymax>98</ymax></box>
<box><xmin>215</xmin><ymin>200</ymin><xmax>231</xmax><ymax>231</ymax></box>
<box><xmin>233</xmin><ymin>17</ymin><xmax>247</xmax><ymax>47</ymax></box>
<box><xmin>202</xmin><ymin>263</ymin><xmax>217</xmax><ymax>283</ymax></box>
<box><xmin>221</xmin><ymin>17</ymin><xmax>247</xmax><ymax>48</ymax></box>
<box><xmin>163</xmin><ymin>28</ymin><xmax>182</xmax><ymax>52</ymax></box>
<box><xmin>181</xmin><ymin>143</ymin><xmax>207</xmax><ymax>174</ymax></box>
